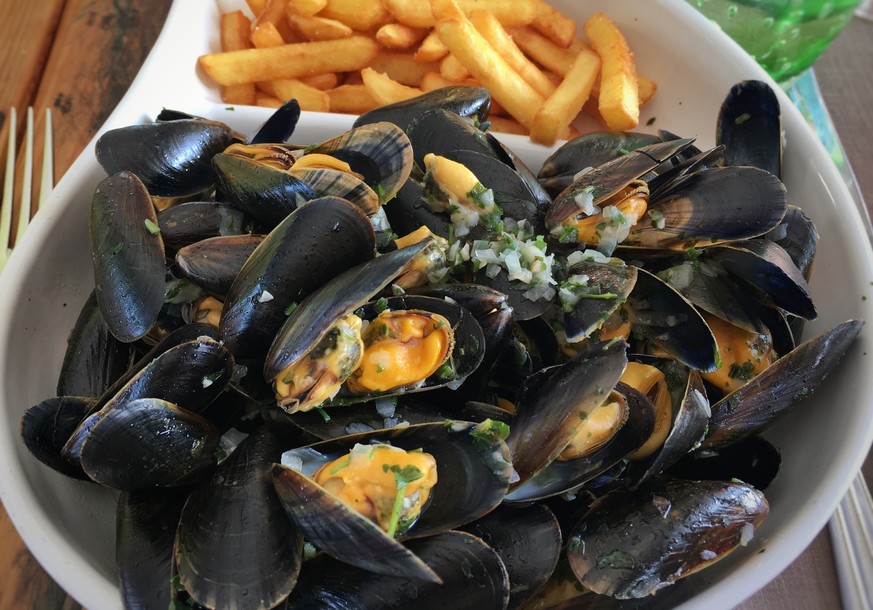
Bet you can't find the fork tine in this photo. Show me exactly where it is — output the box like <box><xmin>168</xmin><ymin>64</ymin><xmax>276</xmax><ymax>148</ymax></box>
<box><xmin>0</xmin><ymin>107</ymin><xmax>16</xmax><ymax>270</ymax></box>
<box><xmin>15</xmin><ymin>107</ymin><xmax>34</xmax><ymax>248</ymax></box>
<box><xmin>39</xmin><ymin>107</ymin><xmax>53</xmax><ymax>207</ymax></box>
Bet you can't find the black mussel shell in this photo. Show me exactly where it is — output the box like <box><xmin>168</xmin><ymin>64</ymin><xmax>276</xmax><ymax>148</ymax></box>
<box><xmin>407</xmin><ymin>108</ymin><xmax>502</xmax><ymax>170</ymax></box>
<box><xmin>90</xmin><ymin>171</ymin><xmax>166</xmax><ymax>343</ymax></box>
<box><xmin>353</xmin><ymin>86</ymin><xmax>491</xmax><ymax>134</ymax></box>
<box><xmin>176</xmin><ymin>234</ymin><xmax>265</xmax><ymax>297</ymax></box>
<box><xmin>702</xmin><ymin>320</ymin><xmax>863</xmax><ymax>450</ymax></box>
<box><xmin>20</xmin><ymin>396</ymin><xmax>94</xmax><ymax>479</ymax></box>
<box><xmin>117</xmin><ymin>487</ymin><xmax>190</xmax><ymax>609</ymax></box>
<box><xmin>672</xmin><ymin>436</ymin><xmax>781</xmax><ymax>490</ymax></box>
<box><xmin>460</xmin><ymin>504</ymin><xmax>562</xmax><ymax>610</ymax></box>
<box><xmin>157</xmin><ymin>201</ymin><xmax>250</xmax><ymax>251</ymax></box>
<box><xmin>175</xmin><ymin>425</ymin><xmax>303</xmax><ymax>610</ymax></box>
<box><xmin>563</xmin><ymin>261</ymin><xmax>637</xmax><ymax>343</ymax></box>
<box><xmin>567</xmin><ymin>478</ymin><xmax>769</xmax><ymax>599</ymax></box>
<box><xmin>96</xmin><ymin>118</ymin><xmax>235</xmax><ymax>197</ymax></box>
<box><xmin>765</xmin><ymin>205</ymin><xmax>817</xmax><ymax>281</ymax></box>
<box><xmin>220</xmin><ymin>196</ymin><xmax>376</xmax><ymax>360</ymax></box>
<box><xmin>57</xmin><ymin>291</ymin><xmax>136</xmax><ymax>398</ymax></box>
<box><xmin>383</xmin><ymin>177</ymin><xmax>452</xmax><ymax>240</ymax></box>
<box><xmin>78</xmin><ymin>398</ymin><xmax>219</xmax><ymax>490</ymax></box>
<box><xmin>288</xmin><ymin>166</ymin><xmax>380</xmax><ymax>214</ymax></box>
<box><xmin>716</xmin><ymin>80</ymin><xmax>781</xmax><ymax>178</ymax></box>
<box><xmin>285</xmin><ymin>531</ymin><xmax>510</xmax><ymax>610</ymax></box>
<box><xmin>249</xmin><ymin>98</ymin><xmax>301</xmax><ymax>144</ymax></box>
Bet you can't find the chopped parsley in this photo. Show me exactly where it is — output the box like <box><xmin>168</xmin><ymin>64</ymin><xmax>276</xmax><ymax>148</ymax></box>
<box><xmin>469</xmin><ymin>418</ymin><xmax>510</xmax><ymax>451</ymax></box>
<box><xmin>728</xmin><ymin>360</ymin><xmax>757</xmax><ymax>381</ymax></box>
<box><xmin>385</xmin><ymin>464</ymin><xmax>425</xmax><ymax>537</ymax></box>
<box><xmin>284</xmin><ymin>302</ymin><xmax>298</xmax><ymax>316</ymax></box>
<box><xmin>374</xmin><ymin>297</ymin><xmax>390</xmax><ymax>314</ymax></box>
<box><xmin>144</xmin><ymin>218</ymin><xmax>161</xmax><ymax>235</ymax></box>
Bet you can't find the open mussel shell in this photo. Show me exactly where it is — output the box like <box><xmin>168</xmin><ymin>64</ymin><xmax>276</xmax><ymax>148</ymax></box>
<box><xmin>220</xmin><ymin>196</ymin><xmax>376</xmax><ymax>360</ymax></box>
<box><xmin>272</xmin><ymin>421</ymin><xmax>514</xmax><ymax>582</ymax></box>
<box><xmin>326</xmin><ymin>294</ymin><xmax>485</xmax><ymax>406</ymax></box>
<box><xmin>288</xmin><ymin>166</ymin><xmax>380</xmax><ymax>214</ymax></box>
<box><xmin>265</xmin><ymin>240</ymin><xmax>431</xmax><ymax>388</ymax></box>
<box><xmin>624</xmin><ymin>166</ymin><xmax>788</xmax><ymax>250</ymax></box>
<box><xmin>716</xmin><ymin>80</ymin><xmax>782</xmax><ymax>178</ymax></box>
<box><xmin>625</xmin><ymin>357</ymin><xmax>711</xmax><ymax>486</ymax></box>
<box><xmin>95</xmin><ymin>117</ymin><xmax>235</xmax><ymax>197</ymax></box>
<box><xmin>117</xmin><ymin>487</ymin><xmax>190</xmax><ymax>609</ymax></box>
<box><xmin>304</xmin><ymin>121</ymin><xmax>413</xmax><ymax>204</ymax></box>
<box><xmin>563</xmin><ymin>261</ymin><xmax>637</xmax><ymax>342</ymax></box>
<box><xmin>212</xmin><ymin>152</ymin><xmax>318</xmax><ymax>226</ymax></box>
<box><xmin>285</xmin><ymin>530</ymin><xmax>510</xmax><ymax>610</ymax></box>
<box><xmin>709</xmin><ymin>239</ymin><xmax>816</xmax><ymax>320</ymax></box>
<box><xmin>406</xmin><ymin>108</ymin><xmax>502</xmax><ymax>170</ymax></box>
<box><xmin>506</xmin><ymin>339</ymin><xmax>627</xmax><ymax>489</ymax></box>
<box><xmin>90</xmin><ymin>170</ymin><xmax>166</xmax><ymax>343</ymax></box>
<box><xmin>627</xmin><ymin>268</ymin><xmax>718</xmax><ymax>372</ymax></box>
<box><xmin>506</xmin><ymin>382</ymin><xmax>655</xmax><ymax>503</ymax></box>
<box><xmin>460</xmin><ymin>504</ymin><xmax>562</xmax><ymax>610</ymax></box>
<box><xmin>353</xmin><ymin>85</ymin><xmax>491</xmax><ymax>134</ymax></box>
<box><xmin>156</xmin><ymin>201</ymin><xmax>250</xmax><ymax>251</ymax></box>
<box><xmin>537</xmin><ymin>132</ymin><xmax>663</xmax><ymax>198</ymax></box>
<box><xmin>567</xmin><ymin>478</ymin><xmax>769</xmax><ymax>599</ymax></box>
<box><xmin>546</xmin><ymin>139</ymin><xmax>695</xmax><ymax>232</ymax></box>
<box><xmin>77</xmin><ymin>398</ymin><xmax>219</xmax><ymax>490</ymax></box>
<box><xmin>383</xmin><ymin>177</ymin><xmax>452</xmax><ymax>240</ymax></box>
<box><xmin>766</xmin><ymin>205</ymin><xmax>818</xmax><ymax>281</ymax></box>
<box><xmin>175</xmin><ymin>425</ymin><xmax>303</xmax><ymax>610</ymax></box>
<box><xmin>701</xmin><ymin>319</ymin><xmax>863</xmax><ymax>450</ymax></box>
<box><xmin>56</xmin><ymin>291</ymin><xmax>136</xmax><ymax>398</ymax></box>
<box><xmin>175</xmin><ymin>234</ymin><xmax>265</xmax><ymax>297</ymax></box>
<box><xmin>646</xmin><ymin>145</ymin><xmax>726</xmax><ymax>200</ymax></box>
<box><xmin>20</xmin><ymin>396</ymin><xmax>94</xmax><ymax>480</ymax></box>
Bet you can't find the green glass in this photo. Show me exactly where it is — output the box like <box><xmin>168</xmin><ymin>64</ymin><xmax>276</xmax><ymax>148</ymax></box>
<box><xmin>687</xmin><ymin>0</ymin><xmax>861</xmax><ymax>81</ymax></box>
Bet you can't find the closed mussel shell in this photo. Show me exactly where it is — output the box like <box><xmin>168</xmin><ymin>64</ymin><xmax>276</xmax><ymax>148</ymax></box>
<box><xmin>78</xmin><ymin>398</ymin><xmax>219</xmax><ymax>490</ymax></box>
<box><xmin>20</xmin><ymin>396</ymin><xmax>94</xmax><ymax>480</ymax></box>
<box><xmin>176</xmin><ymin>234</ymin><xmax>266</xmax><ymax>297</ymax></box>
<box><xmin>90</xmin><ymin>170</ymin><xmax>166</xmax><ymax>343</ymax></box>
<box><xmin>272</xmin><ymin>421</ymin><xmax>514</xmax><ymax>582</ymax></box>
<box><xmin>566</xmin><ymin>478</ymin><xmax>769</xmax><ymax>599</ymax></box>
<box><xmin>156</xmin><ymin>201</ymin><xmax>250</xmax><ymax>251</ymax></box>
<box><xmin>175</xmin><ymin>425</ymin><xmax>303</xmax><ymax>610</ymax></box>
<box><xmin>285</xmin><ymin>530</ymin><xmax>510</xmax><ymax>610</ymax></box>
<box><xmin>220</xmin><ymin>196</ymin><xmax>376</xmax><ymax>360</ymax></box>
<box><xmin>353</xmin><ymin>85</ymin><xmax>491</xmax><ymax>135</ymax></box>
<box><xmin>95</xmin><ymin>118</ymin><xmax>235</xmax><ymax>197</ymax></box>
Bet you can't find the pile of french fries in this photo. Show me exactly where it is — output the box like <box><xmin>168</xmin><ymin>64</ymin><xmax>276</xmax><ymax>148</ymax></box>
<box><xmin>199</xmin><ymin>0</ymin><xmax>655</xmax><ymax>146</ymax></box>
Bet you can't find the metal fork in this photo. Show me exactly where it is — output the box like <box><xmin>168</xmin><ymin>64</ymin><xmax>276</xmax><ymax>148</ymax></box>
<box><xmin>0</xmin><ymin>107</ymin><xmax>54</xmax><ymax>270</ymax></box>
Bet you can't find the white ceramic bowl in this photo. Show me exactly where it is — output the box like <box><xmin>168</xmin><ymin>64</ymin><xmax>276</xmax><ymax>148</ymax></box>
<box><xmin>1</xmin><ymin>1</ymin><xmax>871</xmax><ymax>608</ymax></box>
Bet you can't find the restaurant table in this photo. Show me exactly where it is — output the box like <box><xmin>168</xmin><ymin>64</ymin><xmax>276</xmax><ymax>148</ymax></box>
<box><xmin>0</xmin><ymin>1</ymin><xmax>869</xmax><ymax>608</ymax></box>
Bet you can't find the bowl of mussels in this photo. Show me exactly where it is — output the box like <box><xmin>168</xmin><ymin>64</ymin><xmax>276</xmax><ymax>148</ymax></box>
<box><xmin>1</xmin><ymin>0</ymin><xmax>872</xmax><ymax>609</ymax></box>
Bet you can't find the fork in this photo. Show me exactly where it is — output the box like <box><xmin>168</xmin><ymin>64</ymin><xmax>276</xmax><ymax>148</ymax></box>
<box><xmin>0</xmin><ymin>106</ymin><xmax>54</xmax><ymax>270</ymax></box>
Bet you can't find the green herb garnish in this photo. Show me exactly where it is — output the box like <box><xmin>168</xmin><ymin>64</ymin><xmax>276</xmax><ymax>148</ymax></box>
<box><xmin>385</xmin><ymin>464</ymin><xmax>425</xmax><ymax>537</ymax></box>
<box><xmin>469</xmin><ymin>418</ymin><xmax>510</xmax><ymax>451</ymax></box>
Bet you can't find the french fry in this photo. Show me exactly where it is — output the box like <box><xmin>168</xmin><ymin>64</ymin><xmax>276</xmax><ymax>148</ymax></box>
<box><xmin>256</xmin><ymin>94</ymin><xmax>284</xmax><ymax>108</ymax></box>
<box><xmin>361</xmin><ymin>67</ymin><xmax>425</xmax><ymax>105</ymax></box>
<box><xmin>419</xmin><ymin>71</ymin><xmax>478</xmax><ymax>91</ymax></box>
<box><xmin>584</xmin><ymin>12</ymin><xmax>638</xmax><ymax>131</ymax></box>
<box><xmin>384</xmin><ymin>0</ymin><xmax>539</xmax><ymax>28</ymax></box>
<box><xmin>260</xmin><ymin>78</ymin><xmax>331</xmax><ymax>111</ymax></box>
<box><xmin>376</xmin><ymin>23</ymin><xmax>429</xmax><ymax>49</ymax></box>
<box><xmin>290</xmin><ymin>12</ymin><xmax>353</xmax><ymax>40</ymax></box>
<box><xmin>199</xmin><ymin>36</ymin><xmax>380</xmax><ymax>86</ymax></box>
<box><xmin>370</xmin><ymin>52</ymin><xmax>439</xmax><ymax>86</ymax></box>
<box><xmin>327</xmin><ymin>84</ymin><xmax>379</xmax><ymax>114</ymax></box>
<box><xmin>251</xmin><ymin>22</ymin><xmax>286</xmax><ymax>48</ymax></box>
<box><xmin>320</xmin><ymin>0</ymin><xmax>391</xmax><ymax>31</ymax></box>
<box><xmin>220</xmin><ymin>11</ymin><xmax>257</xmax><ymax>105</ymax></box>
<box><xmin>300</xmin><ymin>72</ymin><xmax>340</xmax><ymax>90</ymax></box>
<box><xmin>505</xmin><ymin>26</ymin><xmax>579</xmax><ymax>76</ymax></box>
<box><xmin>287</xmin><ymin>0</ymin><xmax>326</xmax><ymax>16</ymax></box>
<box><xmin>440</xmin><ymin>54</ymin><xmax>470</xmax><ymax>81</ymax></box>
<box><xmin>430</xmin><ymin>0</ymin><xmax>545</xmax><ymax>129</ymax></box>
<box><xmin>469</xmin><ymin>9</ymin><xmax>555</xmax><ymax>99</ymax></box>
<box><xmin>414</xmin><ymin>30</ymin><xmax>449</xmax><ymax>62</ymax></box>
<box><xmin>247</xmin><ymin>0</ymin><xmax>268</xmax><ymax>15</ymax></box>
<box><xmin>531</xmin><ymin>0</ymin><xmax>576</xmax><ymax>48</ymax></box>
<box><xmin>638</xmin><ymin>76</ymin><xmax>657</xmax><ymax>106</ymax></box>
<box><xmin>530</xmin><ymin>46</ymin><xmax>600</xmax><ymax>145</ymax></box>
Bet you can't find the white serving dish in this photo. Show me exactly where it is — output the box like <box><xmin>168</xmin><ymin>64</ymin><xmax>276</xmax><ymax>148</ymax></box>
<box><xmin>0</xmin><ymin>1</ymin><xmax>871</xmax><ymax>608</ymax></box>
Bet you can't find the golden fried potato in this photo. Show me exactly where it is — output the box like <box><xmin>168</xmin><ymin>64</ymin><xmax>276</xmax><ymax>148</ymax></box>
<box><xmin>584</xmin><ymin>11</ymin><xmax>639</xmax><ymax>131</ymax></box>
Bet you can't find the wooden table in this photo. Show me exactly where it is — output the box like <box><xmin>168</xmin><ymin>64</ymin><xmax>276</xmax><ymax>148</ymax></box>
<box><xmin>0</xmin><ymin>1</ymin><xmax>869</xmax><ymax>608</ymax></box>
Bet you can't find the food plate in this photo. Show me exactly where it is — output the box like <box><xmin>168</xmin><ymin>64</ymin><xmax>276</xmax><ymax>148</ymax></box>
<box><xmin>0</xmin><ymin>0</ymin><xmax>871</xmax><ymax>608</ymax></box>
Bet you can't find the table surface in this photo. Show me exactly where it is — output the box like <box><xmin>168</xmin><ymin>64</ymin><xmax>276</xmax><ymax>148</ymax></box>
<box><xmin>0</xmin><ymin>1</ymin><xmax>869</xmax><ymax>608</ymax></box>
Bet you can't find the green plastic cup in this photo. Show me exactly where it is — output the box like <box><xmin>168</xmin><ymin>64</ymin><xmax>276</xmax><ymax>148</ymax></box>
<box><xmin>687</xmin><ymin>0</ymin><xmax>861</xmax><ymax>81</ymax></box>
